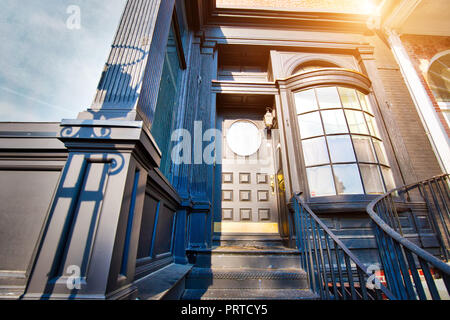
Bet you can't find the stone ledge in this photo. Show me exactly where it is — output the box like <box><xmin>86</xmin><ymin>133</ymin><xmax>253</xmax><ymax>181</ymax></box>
<box><xmin>135</xmin><ymin>263</ymin><xmax>193</xmax><ymax>300</ymax></box>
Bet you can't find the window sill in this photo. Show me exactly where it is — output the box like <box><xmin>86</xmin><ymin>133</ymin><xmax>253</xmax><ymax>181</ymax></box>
<box><xmin>307</xmin><ymin>194</ymin><xmax>379</xmax><ymax>214</ymax></box>
<box><xmin>305</xmin><ymin>194</ymin><xmax>410</xmax><ymax>214</ymax></box>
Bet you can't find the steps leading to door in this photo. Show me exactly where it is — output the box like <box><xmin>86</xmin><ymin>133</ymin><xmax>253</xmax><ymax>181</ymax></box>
<box><xmin>213</xmin><ymin>233</ymin><xmax>285</xmax><ymax>248</ymax></box>
<box><xmin>182</xmin><ymin>244</ymin><xmax>318</xmax><ymax>300</ymax></box>
<box><xmin>188</xmin><ymin>246</ymin><xmax>302</xmax><ymax>269</ymax></box>
<box><xmin>183</xmin><ymin>288</ymin><xmax>318</xmax><ymax>300</ymax></box>
<box><xmin>186</xmin><ymin>267</ymin><xmax>308</xmax><ymax>289</ymax></box>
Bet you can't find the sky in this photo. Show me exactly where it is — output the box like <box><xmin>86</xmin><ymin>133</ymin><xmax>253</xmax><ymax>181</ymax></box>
<box><xmin>0</xmin><ymin>0</ymin><xmax>126</xmax><ymax>122</ymax></box>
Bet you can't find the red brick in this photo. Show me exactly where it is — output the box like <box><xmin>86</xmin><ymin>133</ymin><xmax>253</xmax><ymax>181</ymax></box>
<box><xmin>216</xmin><ymin>0</ymin><xmax>373</xmax><ymax>13</ymax></box>
<box><xmin>400</xmin><ymin>34</ymin><xmax>450</xmax><ymax>137</ymax></box>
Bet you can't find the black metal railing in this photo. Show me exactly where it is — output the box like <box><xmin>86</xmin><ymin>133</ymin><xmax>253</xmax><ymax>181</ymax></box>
<box><xmin>292</xmin><ymin>194</ymin><xmax>395</xmax><ymax>300</ymax></box>
<box><xmin>367</xmin><ymin>174</ymin><xmax>450</xmax><ymax>300</ymax></box>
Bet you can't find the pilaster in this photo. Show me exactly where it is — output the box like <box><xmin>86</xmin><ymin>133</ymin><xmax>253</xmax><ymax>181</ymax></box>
<box><xmin>23</xmin><ymin>120</ymin><xmax>160</xmax><ymax>300</ymax></box>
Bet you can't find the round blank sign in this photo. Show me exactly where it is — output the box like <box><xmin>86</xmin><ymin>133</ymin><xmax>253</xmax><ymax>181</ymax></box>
<box><xmin>226</xmin><ymin>121</ymin><xmax>262</xmax><ymax>156</ymax></box>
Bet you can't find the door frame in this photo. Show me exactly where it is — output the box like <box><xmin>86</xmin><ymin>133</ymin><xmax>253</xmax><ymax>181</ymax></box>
<box><xmin>211</xmin><ymin>81</ymin><xmax>294</xmax><ymax>241</ymax></box>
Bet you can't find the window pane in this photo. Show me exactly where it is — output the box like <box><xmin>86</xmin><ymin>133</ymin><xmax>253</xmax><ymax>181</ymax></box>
<box><xmin>357</xmin><ymin>91</ymin><xmax>373</xmax><ymax>113</ymax></box>
<box><xmin>382</xmin><ymin>167</ymin><xmax>396</xmax><ymax>191</ymax></box>
<box><xmin>327</xmin><ymin>135</ymin><xmax>356</xmax><ymax>163</ymax></box>
<box><xmin>339</xmin><ymin>87</ymin><xmax>361</xmax><ymax>109</ymax></box>
<box><xmin>352</xmin><ymin>136</ymin><xmax>376</xmax><ymax>163</ymax></box>
<box><xmin>295</xmin><ymin>89</ymin><xmax>318</xmax><ymax>114</ymax></box>
<box><xmin>322</xmin><ymin>109</ymin><xmax>349</xmax><ymax>134</ymax></box>
<box><xmin>306</xmin><ymin>166</ymin><xmax>336</xmax><ymax>197</ymax></box>
<box><xmin>360</xmin><ymin>164</ymin><xmax>385</xmax><ymax>194</ymax></box>
<box><xmin>302</xmin><ymin>137</ymin><xmax>330</xmax><ymax>166</ymax></box>
<box><xmin>373</xmin><ymin>139</ymin><xmax>389</xmax><ymax>165</ymax></box>
<box><xmin>345</xmin><ymin>110</ymin><xmax>369</xmax><ymax>134</ymax></box>
<box><xmin>298</xmin><ymin>112</ymin><xmax>323</xmax><ymax>138</ymax></box>
<box><xmin>316</xmin><ymin>87</ymin><xmax>341</xmax><ymax>109</ymax></box>
<box><xmin>152</xmin><ymin>23</ymin><xmax>183</xmax><ymax>178</ymax></box>
<box><xmin>227</xmin><ymin>121</ymin><xmax>262</xmax><ymax>157</ymax></box>
<box><xmin>333</xmin><ymin>164</ymin><xmax>364</xmax><ymax>195</ymax></box>
<box><xmin>365</xmin><ymin>114</ymin><xmax>381</xmax><ymax>138</ymax></box>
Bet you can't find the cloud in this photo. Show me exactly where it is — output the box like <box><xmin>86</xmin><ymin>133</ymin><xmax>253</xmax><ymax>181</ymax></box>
<box><xmin>0</xmin><ymin>0</ymin><xmax>126</xmax><ymax>122</ymax></box>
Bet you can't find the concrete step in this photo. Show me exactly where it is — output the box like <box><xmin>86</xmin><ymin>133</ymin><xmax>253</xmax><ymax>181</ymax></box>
<box><xmin>182</xmin><ymin>288</ymin><xmax>319</xmax><ymax>300</ymax></box>
<box><xmin>213</xmin><ymin>234</ymin><xmax>285</xmax><ymax>248</ymax></box>
<box><xmin>185</xmin><ymin>267</ymin><xmax>309</xmax><ymax>290</ymax></box>
<box><xmin>187</xmin><ymin>246</ymin><xmax>301</xmax><ymax>269</ymax></box>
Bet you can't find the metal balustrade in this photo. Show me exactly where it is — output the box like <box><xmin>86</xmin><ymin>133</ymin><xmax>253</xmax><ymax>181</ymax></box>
<box><xmin>292</xmin><ymin>194</ymin><xmax>395</xmax><ymax>300</ymax></box>
<box><xmin>367</xmin><ymin>174</ymin><xmax>450</xmax><ymax>300</ymax></box>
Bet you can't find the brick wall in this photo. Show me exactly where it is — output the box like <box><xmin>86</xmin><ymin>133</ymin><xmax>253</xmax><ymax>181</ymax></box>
<box><xmin>400</xmin><ymin>34</ymin><xmax>450</xmax><ymax>137</ymax></box>
<box><xmin>369</xmin><ymin>35</ymin><xmax>443</xmax><ymax>181</ymax></box>
<box><xmin>216</xmin><ymin>0</ymin><xmax>374</xmax><ymax>13</ymax></box>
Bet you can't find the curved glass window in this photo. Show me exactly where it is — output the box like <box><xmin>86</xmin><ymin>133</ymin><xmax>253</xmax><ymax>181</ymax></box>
<box><xmin>295</xmin><ymin>86</ymin><xmax>395</xmax><ymax>197</ymax></box>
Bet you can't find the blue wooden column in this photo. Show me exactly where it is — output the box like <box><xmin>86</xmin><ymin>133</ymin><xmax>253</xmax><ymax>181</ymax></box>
<box><xmin>78</xmin><ymin>0</ymin><xmax>175</xmax><ymax>129</ymax></box>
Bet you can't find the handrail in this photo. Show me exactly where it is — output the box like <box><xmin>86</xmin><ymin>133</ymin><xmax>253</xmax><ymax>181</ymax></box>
<box><xmin>292</xmin><ymin>194</ymin><xmax>396</xmax><ymax>300</ymax></box>
<box><xmin>367</xmin><ymin>174</ymin><xmax>450</xmax><ymax>300</ymax></box>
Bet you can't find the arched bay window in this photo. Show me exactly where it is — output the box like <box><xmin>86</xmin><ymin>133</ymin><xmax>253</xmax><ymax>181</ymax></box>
<box><xmin>289</xmin><ymin>68</ymin><xmax>395</xmax><ymax>198</ymax></box>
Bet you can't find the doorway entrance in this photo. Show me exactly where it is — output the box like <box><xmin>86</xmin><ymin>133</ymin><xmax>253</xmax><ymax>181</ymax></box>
<box><xmin>214</xmin><ymin>104</ymin><xmax>281</xmax><ymax>239</ymax></box>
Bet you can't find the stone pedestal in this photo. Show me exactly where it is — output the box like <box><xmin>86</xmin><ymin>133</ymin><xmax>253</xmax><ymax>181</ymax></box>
<box><xmin>23</xmin><ymin>120</ymin><xmax>160</xmax><ymax>300</ymax></box>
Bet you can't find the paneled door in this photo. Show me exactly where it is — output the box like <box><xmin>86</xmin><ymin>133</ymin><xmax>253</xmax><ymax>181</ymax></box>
<box><xmin>217</xmin><ymin>109</ymin><xmax>279</xmax><ymax>234</ymax></box>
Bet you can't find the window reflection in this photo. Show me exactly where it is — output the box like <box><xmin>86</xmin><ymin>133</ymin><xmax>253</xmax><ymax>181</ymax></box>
<box><xmin>306</xmin><ymin>166</ymin><xmax>336</xmax><ymax>197</ymax></box>
<box><xmin>298</xmin><ymin>112</ymin><xmax>323</xmax><ymax>139</ymax></box>
<box><xmin>365</xmin><ymin>114</ymin><xmax>381</xmax><ymax>138</ymax></box>
<box><xmin>302</xmin><ymin>137</ymin><xmax>329</xmax><ymax>166</ymax></box>
<box><xmin>339</xmin><ymin>88</ymin><xmax>361</xmax><ymax>110</ymax></box>
<box><xmin>358</xmin><ymin>91</ymin><xmax>373</xmax><ymax>113</ymax></box>
<box><xmin>295</xmin><ymin>85</ymin><xmax>395</xmax><ymax>197</ymax></box>
<box><xmin>316</xmin><ymin>87</ymin><xmax>341</xmax><ymax>109</ymax></box>
<box><xmin>333</xmin><ymin>164</ymin><xmax>364</xmax><ymax>195</ymax></box>
<box><xmin>352</xmin><ymin>136</ymin><xmax>376</xmax><ymax>163</ymax></box>
<box><xmin>295</xmin><ymin>89</ymin><xmax>318</xmax><ymax>114</ymax></box>
<box><xmin>360</xmin><ymin>164</ymin><xmax>385</xmax><ymax>194</ymax></box>
<box><xmin>382</xmin><ymin>167</ymin><xmax>396</xmax><ymax>191</ymax></box>
<box><xmin>327</xmin><ymin>136</ymin><xmax>356</xmax><ymax>163</ymax></box>
<box><xmin>322</xmin><ymin>109</ymin><xmax>348</xmax><ymax>134</ymax></box>
<box><xmin>345</xmin><ymin>110</ymin><xmax>369</xmax><ymax>134</ymax></box>
<box><xmin>373</xmin><ymin>139</ymin><xmax>389</xmax><ymax>166</ymax></box>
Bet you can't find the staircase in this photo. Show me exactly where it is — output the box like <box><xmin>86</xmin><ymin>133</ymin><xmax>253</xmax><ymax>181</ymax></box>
<box><xmin>182</xmin><ymin>174</ymin><xmax>450</xmax><ymax>300</ymax></box>
<box><xmin>182</xmin><ymin>239</ymin><xmax>318</xmax><ymax>300</ymax></box>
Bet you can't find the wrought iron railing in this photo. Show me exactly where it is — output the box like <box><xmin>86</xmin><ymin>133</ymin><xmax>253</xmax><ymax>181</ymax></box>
<box><xmin>367</xmin><ymin>174</ymin><xmax>450</xmax><ymax>300</ymax></box>
<box><xmin>292</xmin><ymin>194</ymin><xmax>395</xmax><ymax>300</ymax></box>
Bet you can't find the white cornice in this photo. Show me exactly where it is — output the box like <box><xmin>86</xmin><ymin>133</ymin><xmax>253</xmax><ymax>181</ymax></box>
<box><xmin>383</xmin><ymin>0</ymin><xmax>422</xmax><ymax>32</ymax></box>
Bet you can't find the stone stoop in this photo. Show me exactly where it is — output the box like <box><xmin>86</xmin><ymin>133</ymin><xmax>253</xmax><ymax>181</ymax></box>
<box><xmin>182</xmin><ymin>245</ymin><xmax>319</xmax><ymax>300</ymax></box>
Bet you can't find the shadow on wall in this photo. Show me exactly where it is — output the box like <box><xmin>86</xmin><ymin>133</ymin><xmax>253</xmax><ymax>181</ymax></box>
<box><xmin>39</xmin><ymin>61</ymin><xmax>139</xmax><ymax>298</ymax></box>
<box><xmin>31</xmin><ymin>149</ymin><xmax>126</xmax><ymax>299</ymax></box>
<box><xmin>87</xmin><ymin>44</ymin><xmax>149</xmax><ymax>120</ymax></box>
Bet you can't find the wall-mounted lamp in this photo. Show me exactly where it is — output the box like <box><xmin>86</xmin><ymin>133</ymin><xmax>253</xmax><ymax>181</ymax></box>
<box><xmin>264</xmin><ymin>107</ymin><xmax>276</xmax><ymax>130</ymax></box>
